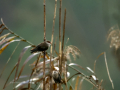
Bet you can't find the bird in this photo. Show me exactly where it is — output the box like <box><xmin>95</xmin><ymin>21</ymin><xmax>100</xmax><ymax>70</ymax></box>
<box><xmin>30</xmin><ymin>41</ymin><xmax>51</xmax><ymax>53</ymax></box>
<box><xmin>52</xmin><ymin>70</ymin><xmax>61</xmax><ymax>83</ymax></box>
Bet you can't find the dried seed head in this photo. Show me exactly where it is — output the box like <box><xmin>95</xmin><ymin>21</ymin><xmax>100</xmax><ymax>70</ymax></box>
<box><xmin>64</xmin><ymin>45</ymin><xmax>81</xmax><ymax>61</ymax></box>
<box><xmin>107</xmin><ymin>25</ymin><xmax>120</xmax><ymax>50</ymax></box>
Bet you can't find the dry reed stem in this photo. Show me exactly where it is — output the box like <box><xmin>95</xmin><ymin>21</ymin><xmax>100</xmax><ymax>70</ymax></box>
<box><xmin>62</xmin><ymin>8</ymin><xmax>67</xmax><ymax>89</ymax></box>
<box><xmin>50</xmin><ymin>0</ymin><xmax>57</xmax><ymax>89</ymax></box>
<box><xmin>59</xmin><ymin>0</ymin><xmax>62</xmax><ymax>89</ymax></box>
<box><xmin>75</xmin><ymin>76</ymin><xmax>80</xmax><ymax>90</ymax></box>
<box><xmin>58</xmin><ymin>1</ymin><xmax>62</xmax><ymax>90</ymax></box>
<box><xmin>0</xmin><ymin>41</ymin><xmax>20</xmax><ymax>78</ymax></box>
<box><xmin>61</xmin><ymin>9</ymin><xmax>66</xmax><ymax>75</ymax></box>
<box><xmin>43</xmin><ymin>0</ymin><xmax>46</xmax><ymax>42</ymax></box>
<box><xmin>43</xmin><ymin>51</ymin><xmax>46</xmax><ymax>90</ymax></box>
<box><xmin>43</xmin><ymin>0</ymin><xmax>46</xmax><ymax>89</ymax></box>
<box><xmin>104</xmin><ymin>52</ymin><xmax>114</xmax><ymax>89</ymax></box>
<box><xmin>59</xmin><ymin>1</ymin><xmax>62</xmax><ymax>74</ymax></box>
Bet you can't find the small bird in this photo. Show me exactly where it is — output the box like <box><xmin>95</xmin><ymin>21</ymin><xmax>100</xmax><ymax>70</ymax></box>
<box><xmin>31</xmin><ymin>41</ymin><xmax>51</xmax><ymax>53</ymax></box>
<box><xmin>52</xmin><ymin>70</ymin><xmax>61</xmax><ymax>83</ymax></box>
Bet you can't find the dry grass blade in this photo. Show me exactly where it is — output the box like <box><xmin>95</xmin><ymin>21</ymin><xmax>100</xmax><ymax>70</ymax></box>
<box><xmin>0</xmin><ymin>36</ymin><xmax>16</xmax><ymax>46</ymax></box>
<box><xmin>79</xmin><ymin>78</ymin><xmax>84</xmax><ymax>90</ymax></box>
<box><xmin>33</xmin><ymin>57</ymin><xmax>58</xmax><ymax>69</ymax></box>
<box><xmin>99</xmin><ymin>79</ymin><xmax>103</xmax><ymax>89</ymax></box>
<box><xmin>11</xmin><ymin>75</ymin><xmax>29</xmax><ymax>82</ymax></box>
<box><xmin>0</xmin><ymin>39</ymin><xmax>20</xmax><ymax>54</ymax></box>
<box><xmin>86</xmin><ymin>67</ymin><xmax>94</xmax><ymax>74</ymax></box>
<box><xmin>0</xmin><ymin>44</ymin><xmax>9</xmax><ymax>54</ymax></box>
<box><xmin>69</xmin><ymin>63</ymin><xmax>85</xmax><ymax>70</ymax></box>
<box><xmin>28</xmin><ymin>54</ymin><xmax>41</xmax><ymax>90</ymax></box>
<box><xmin>1</xmin><ymin>18</ymin><xmax>34</xmax><ymax>46</ymax></box>
<box><xmin>0</xmin><ymin>41</ymin><xmax>20</xmax><ymax>78</ymax></box>
<box><xmin>15</xmin><ymin>78</ymin><xmax>39</xmax><ymax>89</ymax></box>
<box><xmin>9</xmin><ymin>76</ymin><xmax>32</xmax><ymax>90</ymax></box>
<box><xmin>0</xmin><ymin>37</ymin><xmax>6</xmax><ymax>44</ymax></box>
<box><xmin>67</xmin><ymin>73</ymin><xmax>80</xmax><ymax>82</ymax></box>
<box><xmin>3</xmin><ymin>64</ymin><xmax>17</xmax><ymax>89</ymax></box>
<box><xmin>0</xmin><ymin>27</ymin><xmax>6</xmax><ymax>35</ymax></box>
<box><xmin>35</xmin><ymin>75</ymin><xmax>49</xmax><ymax>90</ymax></box>
<box><xmin>15</xmin><ymin>45</ymin><xmax>31</xmax><ymax>81</ymax></box>
<box><xmin>0</xmin><ymin>33</ymin><xmax>11</xmax><ymax>40</ymax></box>
<box><xmin>104</xmin><ymin>52</ymin><xmax>114</xmax><ymax>89</ymax></box>
<box><xmin>67</xmin><ymin>64</ymin><xmax>99</xmax><ymax>89</ymax></box>
<box><xmin>75</xmin><ymin>76</ymin><xmax>80</xmax><ymax>90</ymax></box>
<box><xmin>94</xmin><ymin>52</ymin><xmax>104</xmax><ymax>73</ymax></box>
<box><xmin>17</xmin><ymin>52</ymin><xmax>40</xmax><ymax>81</ymax></box>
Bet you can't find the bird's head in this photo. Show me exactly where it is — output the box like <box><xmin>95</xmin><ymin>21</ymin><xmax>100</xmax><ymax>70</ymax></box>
<box><xmin>46</xmin><ymin>41</ymin><xmax>51</xmax><ymax>47</ymax></box>
<box><xmin>52</xmin><ymin>70</ymin><xmax>59</xmax><ymax>79</ymax></box>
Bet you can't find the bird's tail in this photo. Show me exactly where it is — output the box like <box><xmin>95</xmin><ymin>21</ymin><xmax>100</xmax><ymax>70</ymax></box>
<box><xmin>30</xmin><ymin>48</ymin><xmax>37</xmax><ymax>53</ymax></box>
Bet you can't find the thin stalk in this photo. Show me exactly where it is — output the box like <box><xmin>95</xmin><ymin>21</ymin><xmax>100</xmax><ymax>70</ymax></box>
<box><xmin>3</xmin><ymin>64</ymin><xmax>17</xmax><ymax>90</ymax></box>
<box><xmin>43</xmin><ymin>0</ymin><xmax>46</xmax><ymax>89</ymax></box>
<box><xmin>43</xmin><ymin>0</ymin><xmax>46</xmax><ymax>41</ymax></box>
<box><xmin>94</xmin><ymin>52</ymin><xmax>104</xmax><ymax>73</ymax></box>
<box><xmin>104</xmin><ymin>52</ymin><xmax>114</xmax><ymax>89</ymax></box>
<box><xmin>75</xmin><ymin>76</ymin><xmax>80</xmax><ymax>90</ymax></box>
<box><xmin>43</xmin><ymin>51</ymin><xmax>46</xmax><ymax>90</ymax></box>
<box><xmin>50</xmin><ymin>0</ymin><xmax>57</xmax><ymax>90</ymax></box>
<box><xmin>59</xmin><ymin>0</ymin><xmax>62</xmax><ymax>89</ymax></box>
<box><xmin>62</xmin><ymin>9</ymin><xmax>67</xmax><ymax>89</ymax></box>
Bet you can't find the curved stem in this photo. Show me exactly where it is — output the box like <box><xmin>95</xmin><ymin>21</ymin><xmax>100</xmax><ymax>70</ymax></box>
<box><xmin>1</xmin><ymin>18</ymin><xmax>34</xmax><ymax>46</ymax></box>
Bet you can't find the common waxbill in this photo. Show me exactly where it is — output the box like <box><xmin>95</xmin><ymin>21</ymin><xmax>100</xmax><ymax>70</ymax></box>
<box><xmin>31</xmin><ymin>41</ymin><xmax>51</xmax><ymax>53</ymax></box>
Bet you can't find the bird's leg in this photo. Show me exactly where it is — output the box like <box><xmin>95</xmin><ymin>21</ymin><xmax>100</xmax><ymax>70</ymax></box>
<box><xmin>45</xmin><ymin>52</ymin><xmax>50</xmax><ymax>59</ymax></box>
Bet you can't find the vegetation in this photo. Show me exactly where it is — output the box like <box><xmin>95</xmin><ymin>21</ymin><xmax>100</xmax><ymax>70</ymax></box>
<box><xmin>0</xmin><ymin>0</ymin><xmax>115</xmax><ymax>90</ymax></box>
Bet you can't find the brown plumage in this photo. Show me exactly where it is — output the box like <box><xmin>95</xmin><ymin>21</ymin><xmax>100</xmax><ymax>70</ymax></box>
<box><xmin>31</xmin><ymin>41</ymin><xmax>51</xmax><ymax>53</ymax></box>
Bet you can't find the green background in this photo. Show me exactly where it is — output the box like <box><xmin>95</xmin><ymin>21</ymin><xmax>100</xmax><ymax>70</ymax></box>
<box><xmin>0</xmin><ymin>0</ymin><xmax>120</xmax><ymax>90</ymax></box>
